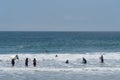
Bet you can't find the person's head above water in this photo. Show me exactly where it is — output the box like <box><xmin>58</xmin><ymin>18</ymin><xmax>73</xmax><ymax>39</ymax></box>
<box><xmin>65</xmin><ymin>60</ymin><xmax>69</xmax><ymax>64</ymax></box>
<box><xmin>55</xmin><ymin>55</ymin><xmax>58</xmax><ymax>57</ymax></box>
<box><xmin>82</xmin><ymin>57</ymin><xmax>87</xmax><ymax>64</ymax></box>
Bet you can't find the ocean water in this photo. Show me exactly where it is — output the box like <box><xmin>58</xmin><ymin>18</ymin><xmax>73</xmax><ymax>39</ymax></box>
<box><xmin>0</xmin><ymin>31</ymin><xmax>120</xmax><ymax>80</ymax></box>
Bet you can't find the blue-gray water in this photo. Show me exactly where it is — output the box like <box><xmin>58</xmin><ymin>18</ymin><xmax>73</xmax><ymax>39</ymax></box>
<box><xmin>0</xmin><ymin>31</ymin><xmax>120</xmax><ymax>80</ymax></box>
<box><xmin>0</xmin><ymin>31</ymin><xmax>120</xmax><ymax>53</ymax></box>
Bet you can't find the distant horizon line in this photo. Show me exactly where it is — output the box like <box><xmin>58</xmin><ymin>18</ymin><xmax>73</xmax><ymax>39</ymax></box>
<box><xmin>0</xmin><ymin>31</ymin><xmax>120</xmax><ymax>32</ymax></box>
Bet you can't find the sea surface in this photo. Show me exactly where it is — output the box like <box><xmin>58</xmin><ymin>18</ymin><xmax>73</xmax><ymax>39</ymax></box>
<box><xmin>0</xmin><ymin>31</ymin><xmax>120</xmax><ymax>80</ymax></box>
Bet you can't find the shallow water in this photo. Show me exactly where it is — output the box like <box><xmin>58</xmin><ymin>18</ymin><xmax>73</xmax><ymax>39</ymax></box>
<box><xmin>0</xmin><ymin>53</ymin><xmax>119</xmax><ymax>80</ymax></box>
<box><xmin>0</xmin><ymin>68</ymin><xmax>119</xmax><ymax>80</ymax></box>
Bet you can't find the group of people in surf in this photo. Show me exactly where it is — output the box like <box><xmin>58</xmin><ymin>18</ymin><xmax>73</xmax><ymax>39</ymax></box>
<box><xmin>11</xmin><ymin>54</ymin><xmax>104</xmax><ymax>67</ymax></box>
<box><xmin>11</xmin><ymin>55</ymin><xmax>37</xmax><ymax>67</ymax></box>
<box><xmin>65</xmin><ymin>55</ymin><xmax>104</xmax><ymax>64</ymax></box>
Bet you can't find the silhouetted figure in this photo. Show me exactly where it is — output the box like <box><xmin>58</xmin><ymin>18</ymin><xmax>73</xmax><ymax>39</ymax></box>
<box><xmin>15</xmin><ymin>55</ymin><xmax>19</xmax><ymax>60</ymax></box>
<box><xmin>11</xmin><ymin>58</ymin><xmax>15</xmax><ymax>67</ymax></box>
<box><xmin>55</xmin><ymin>55</ymin><xmax>58</xmax><ymax>57</ymax></box>
<box><xmin>45</xmin><ymin>50</ymin><xmax>48</xmax><ymax>53</ymax></box>
<box><xmin>65</xmin><ymin>60</ymin><xmax>69</xmax><ymax>64</ymax></box>
<box><xmin>82</xmin><ymin>57</ymin><xmax>87</xmax><ymax>64</ymax></box>
<box><xmin>100</xmin><ymin>55</ymin><xmax>104</xmax><ymax>63</ymax></box>
<box><xmin>25</xmin><ymin>58</ymin><xmax>29</xmax><ymax>67</ymax></box>
<box><xmin>33</xmin><ymin>58</ymin><xmax>37</xmax><ymax>67</ymax></box>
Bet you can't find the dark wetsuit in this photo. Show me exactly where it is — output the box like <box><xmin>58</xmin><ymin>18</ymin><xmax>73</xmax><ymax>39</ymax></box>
<box><xmin>16</xmin><ymin>55</ymin><xmax>19</xmax><ymax>60</ymax></box>
<box><xmin>100</xmin><ymin>55</ymin><xmax>104</xmax><ymax>63</ymax></box>
<box><xmin>82</xmin><ymin>58</ymin><xmax>87</xmax><ymax>64</ymax></box>
<box><xmin>33</xmin><ymin>58</ymin><xmax>36</xmax><ymax>67</ymax></box>
<box><xmin>65</xmin><ymin>60</ymin><xmax>69</xmax><ymax>64</ymax></box>
<box><xmin>11</xmin><ymin>59</ymin><xmax>15</xmax><ymax>67</ymax></box>
<box><xmin>25</xmin><ymin>58</ymin><xmax>29</xmax><ymax>67</ymax></box>
<box><xmin>55</xmin><ymin>55</ymin><xmax>58</xmax><ymax>57</ymax></box>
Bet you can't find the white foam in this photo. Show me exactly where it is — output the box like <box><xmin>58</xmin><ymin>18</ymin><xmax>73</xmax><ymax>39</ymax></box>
<box><xmin>0</xmin><ymin>52</ymin><xmax>120</xmax><ymax>69</ymax></box>
<box><xmin>0</xmin><ymin>52</ymin><xmax>120</xmax><ymax>61</ymax></box>
<box><xmin>1</xmin><ymin>67</ymin><xmax>120</xmax><ymax>73</ymax></box>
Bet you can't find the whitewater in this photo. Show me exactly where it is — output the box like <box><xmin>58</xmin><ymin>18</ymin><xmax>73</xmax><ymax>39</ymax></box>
<box><xmin>0</xmin><ymin>52</ymin><xmax>120</xmax><ymax>71</ymax></box>
<box><xmin>0</xmin><ymin>52</ymin><xmax>120</xmax><ymax>80</ymax></box>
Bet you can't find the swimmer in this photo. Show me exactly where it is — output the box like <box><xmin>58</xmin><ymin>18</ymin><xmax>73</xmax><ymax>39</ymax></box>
<box><xmin>45</xmin><ymin>50</ymin><xmax>48</xmax><ymax>53</ymax></box>
<box><xmin>65</xmin><ymin>60</ymin><xmax>69</xmax><ymax>64</ymax></box>
<box><xmin>33</xmin><ymin>58</ymin><xmax>37</xmax><ymax>67</ymax></box>
<box><xmin>11</xmin><ymin>58</ymin><xmax>15</xmax><ymax>67</ymax></box>
<box><xmin>25</xmin><ymin>58</ymin><xmax>29</xmax><ymax>67</ymax></box>
<box><xmin>55</xmin><ymin>55</ymin><xmax>58</xmax><ymax>57</ymax></box>
<box><xmin>15</xmin><ymin>55</ymin><xmax>19</xmax><ymax>60</ymax></box>
<box><xmin>82</xmin><ymin>57</ymin><xmax>87</xmax><ymax>64</ymax></box>
<box><xmin>100</xmin><ymin>55</ymin><xmax>104</xmax><ymax>63</ymax></box>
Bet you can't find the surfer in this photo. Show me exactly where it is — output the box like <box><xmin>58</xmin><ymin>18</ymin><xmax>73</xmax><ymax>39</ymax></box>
<box><xmin>11</xmin><ymin>58</ymin><xmax>15</xmax><ymax>67</ymax></box>
<box><xmin>65</xmin><ymin>60</ymin><xmax>69</xmax><ymax>64</ymax></box>
<box><xmin>33</xmin><ymin>58</ymin><xmax>37</xmax><ymax>67</ymax></box>
<box><xmin>25</xmin><ymin>58</ymin><xmax>29</xmax><ymax>67</ymax></box>
<box><xmin>100</xmin><ymin>55</ymin><xmax>104</xmax><ymax>63</ymax></box>
<box><xmin>15</xmin><ymin>55</ymin><xmax>19</xmax><ymax>60</ymax></box>
<box><xmin>55</xmin><ymin>54</ymin><xmax>58</xmax><ymax>57</ymax></box>
<box><xmin>45</xmin><ymin>50</ymin><xmax>48</xmax><ymax>53</ymax></box>
<box><xmin>82</xmin><ymin>57</ymin><xmax>87</xmax><ymax>64</ymax></box>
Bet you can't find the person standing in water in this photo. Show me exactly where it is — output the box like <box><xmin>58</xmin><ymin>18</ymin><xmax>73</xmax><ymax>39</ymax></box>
<box><xmin>55</xmin><ymin>55</ymin><xmax>58</xmax><ymax>57</ymax></box>
<box><xmin>65</xmin><ymin>60</ymin><xmax>69</xmax><ymax>64</ymax></box>
<box><xmin>11</xmin><ymin>58</ymin><xmax>15</xmax><ymax>67</ymax></box>
<box><xmin>25</xmin><ymin>58</ymin><xmax>29</xmax><ymax>67</ymax></box>
<box><xmin>15</xmin><ymin>55</ymin><xmax>19</xmax><ymax>60</ymax></box>
<box><xmin>82</xmin><ymin>57</ymin><xmax>87</xmax><ymax>64</ymax></box>
<box><xmin>100</xmin><ymin>55</ymin><xmax>104</xmax><ymax>63</ymax></box>
<box><xmin>33</xmin><ymin>58</ymin><xmax>37</xmax><ymax>67</ymax></box>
